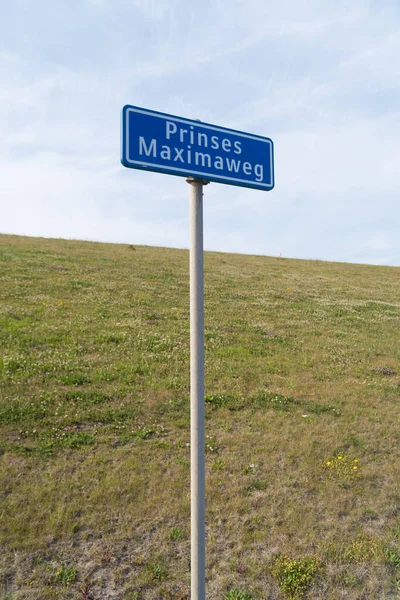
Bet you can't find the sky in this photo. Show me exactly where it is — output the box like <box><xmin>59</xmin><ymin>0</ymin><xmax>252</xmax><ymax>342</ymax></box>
<box><xmin>1</xmin><ymin>0</ymin><xmax>400</xmax><ymax>266</ymax></box>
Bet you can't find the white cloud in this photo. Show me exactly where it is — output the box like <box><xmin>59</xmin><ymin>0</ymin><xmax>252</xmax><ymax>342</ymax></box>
<box><xmin>0</xmin><ymin>0</ymin><xmax>399</xmax><ymax>265</ymax></box>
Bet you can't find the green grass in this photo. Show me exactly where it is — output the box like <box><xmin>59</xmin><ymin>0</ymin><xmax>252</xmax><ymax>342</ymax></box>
<box><xmin>271</xmin><ymin>555</ymin><xmax>320</xmax><ymax>599</ymax></box>
<box><xmin>0</xmin><ymin>233</ymin><xmax>400</xmax><ymax>599</ymax></box>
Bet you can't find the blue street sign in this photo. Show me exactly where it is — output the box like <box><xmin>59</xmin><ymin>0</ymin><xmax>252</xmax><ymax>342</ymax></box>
<box><xmin>121</xmin><ymin>105</ymin><xmax>274</xmax><ymax>191</ymax></box>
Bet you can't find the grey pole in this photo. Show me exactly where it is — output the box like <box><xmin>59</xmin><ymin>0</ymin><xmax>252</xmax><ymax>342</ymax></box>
<box><xmin>187</xmin><ymin>177</ymin><xmax>208</xmax><ymax>600</ymax></box>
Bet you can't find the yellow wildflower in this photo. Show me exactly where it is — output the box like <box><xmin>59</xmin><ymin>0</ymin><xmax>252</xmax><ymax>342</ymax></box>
<box><xmin>338</xmin><ymin>456</ymin><xmax>342</xmax><ymax>460</ymax></box>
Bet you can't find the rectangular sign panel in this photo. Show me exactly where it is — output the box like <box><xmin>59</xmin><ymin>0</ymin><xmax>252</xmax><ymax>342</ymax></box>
<box><xmin>121</xmin><ymin>105</ymin><xmax>274</xmax><ymax>191</ymax></box>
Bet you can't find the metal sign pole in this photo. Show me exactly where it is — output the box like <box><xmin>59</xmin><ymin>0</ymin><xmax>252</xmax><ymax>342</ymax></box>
<box><xmin>187</xmin><ymin>177</ymin><xmax>208</xmax><ymax>600</ymax></box>
<box><xmin>121</xmin><ymin>104</ymin><xmax>274</xmax><ymax>600</ymax></box>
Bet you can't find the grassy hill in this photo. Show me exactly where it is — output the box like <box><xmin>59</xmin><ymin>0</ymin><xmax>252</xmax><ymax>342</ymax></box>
<box><xmin>0</xmin><ymin>233</ymin><xmax>399</xmax><ymax>600</ymax></box>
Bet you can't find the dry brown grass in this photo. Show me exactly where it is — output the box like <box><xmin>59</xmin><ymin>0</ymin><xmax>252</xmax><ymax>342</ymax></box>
<box><xmin>0</xmin><ymin>233</ymin><xmax>399</xmax><ymax>599</ymax></box>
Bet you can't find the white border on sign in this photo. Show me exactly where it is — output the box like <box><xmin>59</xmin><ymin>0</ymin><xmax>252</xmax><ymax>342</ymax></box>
<box><xmin>124</xmin><ymin>107</ymin><xmax>274</xmax><ymax>189</ymax></box>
